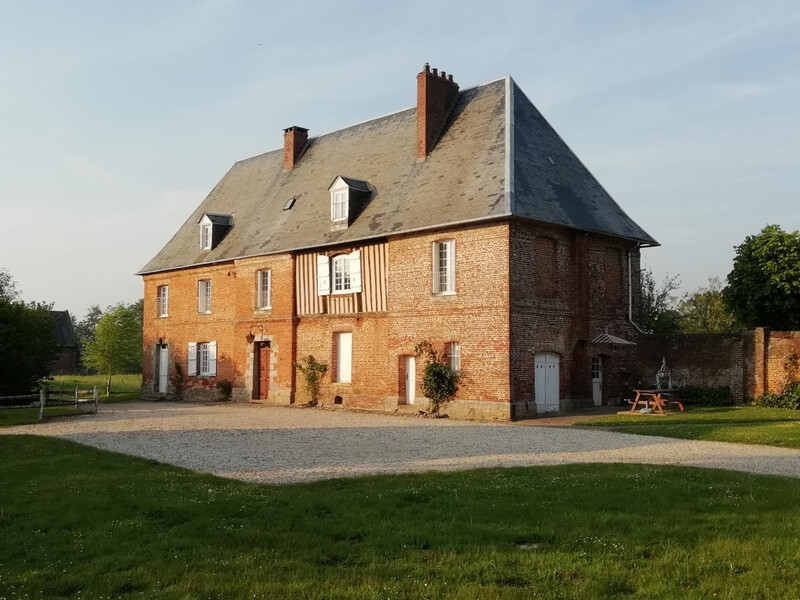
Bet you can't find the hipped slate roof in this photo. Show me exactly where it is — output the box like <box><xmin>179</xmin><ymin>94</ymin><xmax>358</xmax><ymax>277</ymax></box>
<box><xmin>49</xmin><ymin>311</ymin><xmax>77</xmax><ymax>348</ymax></box>
<box><xmin>139</xmin><ymin>78</ymin><xmax>656</xmax><ymax>275</ymax></box>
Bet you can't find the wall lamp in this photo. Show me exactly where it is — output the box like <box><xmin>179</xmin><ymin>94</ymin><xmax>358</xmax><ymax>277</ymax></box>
<box><xmin>246</xmin><ymin>324</ymin><xmax>265</xmax><ymax>344</ymax></box>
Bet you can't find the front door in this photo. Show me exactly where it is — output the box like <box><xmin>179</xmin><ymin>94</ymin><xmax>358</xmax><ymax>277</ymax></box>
<box><xmin>534</xmin><ymin>352</ymin><xmax>560</xmax><ymax>412</ymax></box>
<box><xmin>405</xmin><ymin>356</ymin><xmax>415</xmax><ymax>405</ymax></box>
<box><xmin>157</xmin><ymin>345</ymin><xmax>169</xmax><ymax>395</ymax></box>
<box><xmin>592</xmin><ymin>356</ymin><xmax>603</xmax><ymax>406</ymax></box>
<box><xmin>257</xmin><ymin>343</ymin><xmax>270</xmax><ymax>400</ymax></box>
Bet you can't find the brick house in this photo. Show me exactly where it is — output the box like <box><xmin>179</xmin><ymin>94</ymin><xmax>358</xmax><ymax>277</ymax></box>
<box><xmin>138</xmin><ymin>64</ymin><xmax>657</xmax><ymax>420</ymax></box>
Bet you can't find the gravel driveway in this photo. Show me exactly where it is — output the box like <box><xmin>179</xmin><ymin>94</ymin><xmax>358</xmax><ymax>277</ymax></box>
<box><xmin>4</xmin><ymin>402</ymin><xmax>800</xmax><ymax>483</ymax></box>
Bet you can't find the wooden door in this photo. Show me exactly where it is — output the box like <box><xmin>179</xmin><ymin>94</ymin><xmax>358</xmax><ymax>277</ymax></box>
<box><xmin>592</xmin><ymin>356</ymin><xmax>603</xmax><ymax>406</ymax></box>
<box><xmin>258</xmin><ymin>344</ymin><xmax>270</xmax><ymax>400</ymax></box>
<box><xmin>534</xmin><ymin>353</ymin><xmax>560</xmax><ymax>412</ymax></box>
<box><xmin>157</xmin><ymin>345</ymin><xmax>169</xmax><ymax>395</ymax></box>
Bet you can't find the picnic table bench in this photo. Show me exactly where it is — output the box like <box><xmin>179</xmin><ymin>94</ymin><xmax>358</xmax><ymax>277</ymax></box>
<box><xmin>627</xmin><ymin>389</ymin><xmax>684</xmax><ymax>415</ymax></box>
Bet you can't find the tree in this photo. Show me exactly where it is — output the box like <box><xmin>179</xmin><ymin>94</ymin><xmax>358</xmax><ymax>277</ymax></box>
<box><xmin>678</xmin><ymin>277</ymin><xmax>738</xmax><ymax>333</ymax></box>
<box><xmin>83</xmin><ymin>303</ymin><xmax>142</xmax><ymax>396</ymax></box>
<box><xmin>723</xmin><ymin>225</ymin><xmax>800</xmax><ymax>330</ymax></box>
<box><xmin>639</xmin><ymin>268</ymin><xmax>682</xmax><ymax>333</ymax></box>
<box><xmin>0</xmin><ymin>270</ymin><xmax>59</xmax><ymax>395</ymax></box>
<box><xmin>414</xmin><ymin>341</ymin><xmax>458</xmax><ymax>415</ymax></box>
<box><xmin>0</xmin><ymin>267</ymin><xmax>20</xmax><ymax>301</ymax></box>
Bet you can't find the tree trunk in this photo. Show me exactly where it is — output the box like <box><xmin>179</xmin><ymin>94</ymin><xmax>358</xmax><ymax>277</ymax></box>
<box><xmin>106</xmin><ymin>373</ymin><xmax>111</xmax><ymax>398</ymax></box>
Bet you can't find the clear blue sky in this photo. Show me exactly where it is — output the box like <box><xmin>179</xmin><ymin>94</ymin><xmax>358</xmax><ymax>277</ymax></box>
<box><xmin>1</xmin><ymin>0</ymin><xmax>798</xmax><ymax>320</ymax></box>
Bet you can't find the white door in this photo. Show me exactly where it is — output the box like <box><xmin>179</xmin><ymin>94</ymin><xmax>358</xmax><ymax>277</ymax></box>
<box><xmin>405</xmin><ymin>356</ymin><xmax>415</xmax><ymax>404</ymax></box>
<box><xmin>336</xmin><ymin>332</ymin><xmax>352</xmax><ymax>383</ymax></box>
<box><xmin>592</xmin><ymin>356</ymin><xmax>603</xmax><ymax>406</ymax></box>
<box><xmin>534</xmin><ymin>353</ymin><xmax>560</xmax><ymax>412</ymax></box>
<box><xmin>158</xmin><ymin>345</ymin><xmax>169</xmax><ymax>394</ymax></box>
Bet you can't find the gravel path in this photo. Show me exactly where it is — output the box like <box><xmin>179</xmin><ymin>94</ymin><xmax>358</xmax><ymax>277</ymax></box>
<box><xmin>4</xmin><ymin>402</ymin><xmax>800</xmax><ymax>484</ymax></box>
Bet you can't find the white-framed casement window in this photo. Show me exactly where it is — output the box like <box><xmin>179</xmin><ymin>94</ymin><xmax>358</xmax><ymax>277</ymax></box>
<box><xmin>197</xmin><ymin>279</ymin><xmax>212</xmax><ymax>313</ymax></box>
<box><xmin>157</xmin><ymin>285</ymin><xmax>169</xmax><ymax>318</ymax></box>
<box><xmin>317</xmin><ymin>251</ymin><xmax>362</xmax><ymax>295</ymax></box>
<box><xmin>188</xmin><ymin>341</ymin><xmax>217</xmax><ymax>376</ymax></box>
<box><xmin>201</xmin><ymin>223</ymin><xmax>212</xmax><ymax>250</ymax></box>
<box><xmin>331</xmin><ymin>189</ymin><xmax>348</xmax><ymax>222</ymax></box>
<box><xmin>433</xmin><ymin>239</ymin><xmax>456</xmax><ymax>295</ymax></box>
<box><xmin>446</xmin><ymin>342</ymin><xmax>461</xmax><ymax>374</ymax></box>
<box><xmin>334</xmin><ymin>332</ymin><xmax>352</xmax><ymax>383</ymax></box>
<box><xmin>256</xmin><ymin>269</ymin><xmax>271</xmax><ymax>310</ymax></box>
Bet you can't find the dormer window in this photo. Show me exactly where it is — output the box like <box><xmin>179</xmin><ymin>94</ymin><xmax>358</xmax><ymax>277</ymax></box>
<box><xmin>199</xmin><ymin>213</ymin><xmax>233</xmax><ymax>251</ymax></box>
<box><xmin>327</xmin><ymin>176</ymin><xmax>371</xmax><ymax>231</ymax></box>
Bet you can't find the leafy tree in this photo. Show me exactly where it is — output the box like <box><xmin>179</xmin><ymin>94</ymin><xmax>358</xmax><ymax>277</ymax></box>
<box><xmin>0</xmin><ymin>267</ymin><xmax>20</xmax><ymax>301</ymax></box>
<box><xmin>296</xmin><ymin>355</ymin><xmax>327</xmax><ymax>405</ymax></box>
<box><xmin>639</xmin><ymin>268</ymin><xmax>682</xmax><ymax>333</ymax></box>
<box><xmin>0</xmin><ymin>273</ymin><xmax>59</xmax><ymax>395</ymax></box>
<box><xmin>414</xmin><ymin>341</ymin><xmax>458</xmax><ymax>415</ymax></box>
<box><xmin>723</xmin><ymin>225</ymin><xmax>800</xmax><ymax>330</ymax></box>
<box><xmin>678</xmin><ymin>277</ymin><xmax>738</xmax><ymax>333</ymax></box>
<box><xmin>83</xmin><ymin>303</ymin><xmax>142</xmax><ymax>396</ymax></box>
<box><xmin>74</xmin><ymin>305</ymin><xmax>103</xmax><ymax>347</ymax></box>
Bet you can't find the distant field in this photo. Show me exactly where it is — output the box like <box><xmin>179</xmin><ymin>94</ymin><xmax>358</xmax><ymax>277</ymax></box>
<box><xmin>49</xmin><ymin>373</ymin><xmax>141</xmax><ymax>402</ymax></box>
<box><xmin>577</xmin><ymin>406</ymin><xmax>800</xmax><ymax>449</ymax></box>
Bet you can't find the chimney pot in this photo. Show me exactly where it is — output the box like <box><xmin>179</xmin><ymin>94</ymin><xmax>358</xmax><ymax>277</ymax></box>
<box><xmin>441</xmin><ymin>71</ymin><xmax>446</xmax><ymax>78</ymax></box>
<box><xmin>424</xmin><ymin>62</ymin><xmax>430</xmax><ymax>72</ymax></box>
<box><xmin>448</xmin><ymin>74</ymin><xmax>453</xmax><ymax>82</ymax></box>
<box><xmin>432</xmin><ymin>68</ymin><xmax>438</xmax><ymax>76</ymax></box>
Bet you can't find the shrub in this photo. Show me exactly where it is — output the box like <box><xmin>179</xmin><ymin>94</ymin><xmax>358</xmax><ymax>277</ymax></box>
<box><xmin>673</xmin><ymin>385</ymin><xmax>734</xmax><ymax>407</ymax></box>
<box><xmin>216</xmin><ymin>379</ymin><xmax>233</xmax><ymax>402</ymax></box>
<box><xmin>753</xmin><ymin>382</ymin><xmax>800</xmax><ymax>410</ymax></box>
<box><xmin>414</xmin><ymin>341</ymin><xmax>459</xmax><ymax>415</ymax></box>
<box><xmin>296</xmin><ymin>355</ymin><xmax>327</xmax><ymax>406</ymax></box>
<box><xmin>170</xmin><ymin>362</ymin><xmax>185</xmax><ymax>401</ymax></box>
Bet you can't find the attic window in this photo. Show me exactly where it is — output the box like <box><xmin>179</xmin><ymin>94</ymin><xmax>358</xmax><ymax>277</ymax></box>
<box><xmin>201</xmin><ymin>224</ymin><xmax>212</xmax><ymax>250</ymax></box>
<box><xmin>283</xmin><ymin>197</ymin><xmax>296</xmax><ymax>211</ymax></box>
<box><xmin>199</xmin><ymin>213</ymin><xmax>233</xmax><ymax>251</ymax></box>
<box><xmin>327</xmin><ymin>176</ymin><xmax>371</xmax><ymax>231</ymax></box>
<box><xmin>331</xmin><ymin>190</ymin><xmax>347</xmax><ymax>222</ymax></box>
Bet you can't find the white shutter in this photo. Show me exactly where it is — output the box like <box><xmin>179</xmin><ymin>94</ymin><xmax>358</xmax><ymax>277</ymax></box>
<box><xmin>188</xmin><ymin>342</ymin><xmax>197</xmax><ymax>376</ymax></box>
<box><xmin>317</xmin><ymin>255</ymin><xmax>330</xmax><ymax>296</ymax></box>
<box><xmin>431</xmin><ymin>243</ymin><xmax>438</xmax><ymax>294</ymax></box>
<box><xmin>447</xmin><ymin>240</ymin><xmax>456</xmax><ymax>293</ymax></box>
<box><xmin>208</xmin><ymin>342</ymin><xmax>217</xmax><ymax>376</ymax></box>
<box><xmin>349</xmin><ymin>250</ymin><xmax>362</xmax><ymax>293</ymax></box>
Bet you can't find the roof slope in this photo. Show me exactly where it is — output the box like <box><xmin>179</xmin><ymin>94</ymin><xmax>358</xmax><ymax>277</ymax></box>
<box><xmin>49</xmin><ymin>311</ymin><xmax>77</xmax><ymax>347</ymax></box>
<box><xmin>139</xmin><ymin>77</ymin><xmax>655</xmax><ymax>275</ymax></box>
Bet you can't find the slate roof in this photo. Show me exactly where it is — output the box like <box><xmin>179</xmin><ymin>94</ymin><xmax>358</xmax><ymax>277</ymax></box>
<box><xmin>203</xmin><ymin>213</ymin><xmax>234</xmax><ymax>226</ymax></box>
<box><xmin>139</xmin><ymin>77</ymin><xmax>656</xmax><ymax>275</ymax></box>
<box><xmin>49</xmin><ymin>311</ymin><xmax>77</xmax><ymax>348</ymax></box>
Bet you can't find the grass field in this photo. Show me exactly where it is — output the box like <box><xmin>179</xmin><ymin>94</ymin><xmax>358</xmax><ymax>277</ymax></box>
<box><xmin>48</xmin><ymin>373</ymin><xmax>141</xmax><ymax>402</ymax></box>
<box><xmin>1</xmin><ymin>435</ymin><xmax>799</xmax><ymax>599</ymax></box>
<box><xmin>577</xmin><ymin>406</ymin><xmax>800</xmax><ymax>449</ymax></box>
<box><xmin>0</xmin><ymin>406</ymin><xmax>84</xmax><ymax>427</ymax></box>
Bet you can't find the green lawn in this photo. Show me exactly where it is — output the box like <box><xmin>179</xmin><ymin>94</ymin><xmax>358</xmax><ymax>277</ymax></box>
<box><xmin>1</xmin><ymin>436</ymin><xmax>799</xmax><ymax>599</ymax></box>
<box><xmin>578</xmin><ymin>406</ymin><xmax>800</xmax><ymax>449</ymax></box>
<box><xmin>0</xmin><ymin>406</ymin><xmax>84</xmax><ymax>427</ymax></box>
<box><xmin>48</xmin><ymin>373</ymin><xmax>141</xmax><ymax>402</ymax></box>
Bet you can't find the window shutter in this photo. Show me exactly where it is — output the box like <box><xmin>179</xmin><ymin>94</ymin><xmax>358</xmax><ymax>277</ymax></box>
<box><xmin>317</xmin><ymin>255</ymin><xmax>330</xmax><ymax>296</ymax></box>
<box><xmin>208</xmin><ymin>342</ymin><xmax>217</xmax><ymax>376</ymax></box>
<box><xmin>431</xmin><ymin>243</ymin><xmax>438</xmax><ymax>294</ymax></box>
<box><xmin>349</xmin><ymin>250</ymin><xmax>362</xmax><ymax>293</ymax></box>
<box><xmin>188</xmin><ymin>342</ymin><xmax>197</xmax><ymax>376</ymax></box>
<box><xmin>447</xmin><ymin>240</ymin><xmax>456</xmax><ymax>293</ymax></box>
<box><xmin>164</xmin><ymin>286</ymin><xmax>169</xmax><ymax>314</ymax></box>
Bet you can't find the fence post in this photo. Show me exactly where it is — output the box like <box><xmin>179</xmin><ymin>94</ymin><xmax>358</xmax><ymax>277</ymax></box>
<box><xmin>38</xmin><ymin>389</ymin><xmax>46</xmax><ymax>422</ymax></box>
<box><xmin>93</xmin><ymin>386</ymin><xmax>98</xmax><ymax>414</ymax></box>
<box><xmin>75</xmin><ymin>386</ymin><xmax>79</xmax><ymax>409</ymax></box>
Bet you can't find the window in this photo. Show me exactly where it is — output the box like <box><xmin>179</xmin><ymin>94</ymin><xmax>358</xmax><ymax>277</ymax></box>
<box><xmin>201</xmin><ymin>224</ymin><xmax>212</xmax><ymax>250</ymax></box>
<box><xmin>316</xmin><ymin>251</ymin><xmax>362</xmax><ymax>296</ymax></box>
<box><xmin>157</xmin><ymin>285</ymin><xmax>169</xmax><ymax>318</ymax></box>
<box><xmin>332</xmin><ymin>255</ymin><xmax>351</xmax><ymax>292</ymax></box>
<box><xmin>188</xmin><ymin>341</ymin><xmax>217</xmax><ymax>376</ymax></box>
<box><xmin>197</xmin><ymin>279</ymin><xmax>212</xmax><ymax>313</ymax></box>
<box><xmin>257</xmin><ymin>270</ymin><xmax>271</xmax><ymax>309</ymax></box>
<box><xmin>331</xmin><ymin>189</ymin><xmax>347</xmax><ymax>222</ymax></box>
<box><xmin>433</xmin><ymin>240</ymin><xmax>456</xmax><ymax>295</ymax></box>
<box><xmin>335</xmin><ymin>332</ymin><xmax>352</xmax><ymax>383</ymax></box>
<box><xmin>446</xmin><ymin>342</ymin><xmax>461</xmax><ymax>374</ymax></box>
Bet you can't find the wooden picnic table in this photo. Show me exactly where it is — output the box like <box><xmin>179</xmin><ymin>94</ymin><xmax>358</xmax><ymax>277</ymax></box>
<box><xmin>628</xmin><ymin>389</ymin><xmax>684</xmax><ymax>415</ymax></box>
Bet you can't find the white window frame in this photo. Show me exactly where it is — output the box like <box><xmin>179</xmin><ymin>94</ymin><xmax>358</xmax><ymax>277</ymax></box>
<box><xmin>331</xmin><ymin>189</ymin><xmax>348</xmax><ymax>222</ymax></box>
<box><xmin>256</xmin><ymin>269</ymin><xmax>271</xmax><ymax>310</ymax></box>
<box><xmin>446</xmin><ymin>342</ymin><xmax>461</xmax><ymax>374</ymax></box>
<box><xmin>198</xmin><ymin>279</ymin><xmax>212</xmax><ymax>314</ymax></box>
<box><xmin>335</xmin><ymin>332</ymin><xmax>352</xmax><ymax>383</ymax></box>
<box><xmin>201</xmin><ymin>223</ymin><xmax>212</xmax><ymax>250</ymax></box>
<box><xmin>332</xmin><ymin>255</ymin><xmax>351</xmax><ymax>293</ymax></box>
<box><xmin>433</xmin><ymin>239</ymin><xmax>456</xmax><ymax>295</ymax></box>
<box><xmin>157</xmin><ymin>285</ymin><xmax>169</xmax><ymax>318</ymax></box>
<box><xmin>188</xmin><ymin>341</ymin><xmax>216</xmax><ymax>377</ymax></box>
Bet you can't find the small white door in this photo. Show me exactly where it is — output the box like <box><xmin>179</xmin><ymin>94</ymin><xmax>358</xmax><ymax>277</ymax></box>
<box><xmin>592</xmin><ymin>356</ymin><xmax>603</xmax><ymax>406</ymax></box>
<box><xmin>534</xmin><ymin>352</ymin><xmax>560</xmax><ymax>412</ymax></box>
<box><xmin>158</xmin><ymin>345</ymin><xmax>169</xmax><ymax>394</ymax></box>
<box><xmin>405</xmin><ymin>356</ymin><xmax>415</xmax><ymax>405</ymax></box>
<box><xmin>336</xmin><ymin>332</ymin><xmax>352</xmax><ymax>383</ymax></box>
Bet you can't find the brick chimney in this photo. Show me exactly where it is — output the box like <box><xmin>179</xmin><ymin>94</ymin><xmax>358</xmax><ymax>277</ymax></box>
<box><xmin>416</xmin><ymin>63</ymin><xmax>459</xmax><ymax>159</ymax></box>
<box><xmin>283</xmin><ymin>126</ymin><xmax>308</xmax><ymax>170</ymax></box>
